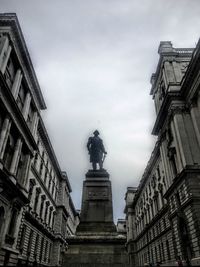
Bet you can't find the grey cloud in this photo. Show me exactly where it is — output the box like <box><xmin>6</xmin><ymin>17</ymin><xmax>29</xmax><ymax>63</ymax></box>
<box><xmin>1</xmin><ymin>0</ymin><xmax>200</xmax><ymax>221</ymax></box>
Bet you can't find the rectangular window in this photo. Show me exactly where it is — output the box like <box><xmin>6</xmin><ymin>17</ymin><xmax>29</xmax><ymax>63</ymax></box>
<box><xmin>16</xmin><ymin>83</ymin><xmax>26</xmax><ymax>111</ymax></box>
<box><xmin>4</xmin><ymin>56</ymin><xmax>16</xmax><ymax>88</ymax></box>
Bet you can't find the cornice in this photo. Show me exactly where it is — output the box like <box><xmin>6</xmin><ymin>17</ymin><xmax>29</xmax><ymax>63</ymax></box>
<box><xmin>151</xmin><ymin>92</ymin><xmax>184</xmax><ymax>135</ymax></box>
<box><xmin>180</xmin><ymin>39</ymin><xmax>200</xmax><ymax>102</ymax></box>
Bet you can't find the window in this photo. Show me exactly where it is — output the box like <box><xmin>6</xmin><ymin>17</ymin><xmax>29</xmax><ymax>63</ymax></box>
<box><xmin>157</xmin><ymin>166</ymin><xmax>161</xmax><ymax>180</ymax></box>
<box><xmin>40</xmin><ymin>195</ymin><xmax>45</xmax><ymax>218</ymax></box>
<box><xmin>16</xmin><ymin>148</ymin><xmax>25</xmax><ymax>180</ymax></box>
<box><xmin>52</xmin><ymin>212</ymin><xmax>55</xmax><ymax>228</ymax></box>
<box><xmin>48</xmin><ymin>176</ymin><xmax>52</xmax><ymax>191</ymax></box>
<box><xmin>27</xmin><ymin>229</ymin><xmax>33</xmax><ymax>256</ymax></box>
<box><xmin>7</xmin><ymin>206</ymin><xmax>18</xmax><ymax>237</ymax></box>
<box><xmin>19</xmin><ymin>224</ymin><xmax>26</xmax><ymax>253</ymax></box>
<box><xmin>44</xmin><ymin>166</ymin><xmax>48</xmax><ymax>185</ymax></box>
<box><xmin>39</xmin><ymin>160</ymin><xmax>43</xmax><ymax>176</ymax></box>
<box><xmin>3</xmin><ymin>134</ymin><xmax>15</xmax><ymax>170</ymax></box>
<box><xmin>34</xmin><ymin>153</ymin><xmax>38</xmax><ymax>166</ymax></box>
<box><xmin>16</xmin><ymin>83</ymin><xmax>26</xmax><ymax>111</ymax></box>
<box><xmin>28</xmin><ymin>179</ymin><xmax>35</xmax><ymax>201</ymax></box>
<box><xmin>4</xmin><ymin>56</ymin><xmax>16</xmax><ymax>88</ymax></box>
<box><xmin>27</xmin><ymin>103</ymin><xmax>33</xmax><ymax>128</ymax></box>
<box><xmin>154</xmin><ymin>192</ymin><xmax>159</xmax><ymax>213</ymax></box>
<box><xmin>168</xmin><ymin>147</ymin><xmax>178</xmax><ymax>176</ymax></box>
<box><xmin>34</xmin><ymin>188</ymin><xmax>41</xmax><ymax>213</ymax></box>
<box><xmin>48</xmin><ymin>207</ymin><xmax>53</xmax><ymax>226</ymax></box>
<box><xmin>44</xmin><ymin>201</ymin><xmax>50</xmax><ymax>223</ymax></box>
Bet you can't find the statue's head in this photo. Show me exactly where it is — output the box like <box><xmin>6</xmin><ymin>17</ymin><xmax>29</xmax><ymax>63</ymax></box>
<box><xmin>93</xmin><ymin>130</ymin><xmax>99</xmax><ymax>136</ymax></box>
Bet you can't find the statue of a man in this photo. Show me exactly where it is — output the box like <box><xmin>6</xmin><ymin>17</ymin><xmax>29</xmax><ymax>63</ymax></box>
<box><xmin>87</xmin><ymin>130</ymin><xmax>107</xmax><ymax>170</ymax></box>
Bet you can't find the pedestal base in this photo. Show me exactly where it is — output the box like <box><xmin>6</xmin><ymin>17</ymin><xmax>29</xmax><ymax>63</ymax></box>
<box><xmin>64</xmin><ymin>234</ymin><xmax>128</xmax><ymax>267</ymax></box>
<box><xmin>64</xmin><ymin>170</ymin><xmax>128</xmax><ymax>266</ymax></box>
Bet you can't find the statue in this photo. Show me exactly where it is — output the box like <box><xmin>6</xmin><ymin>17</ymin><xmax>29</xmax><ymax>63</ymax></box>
<box><xmin>87</xmin><ymin>130</ymin><xmax>107</xmax><ymax>170</ymax></box>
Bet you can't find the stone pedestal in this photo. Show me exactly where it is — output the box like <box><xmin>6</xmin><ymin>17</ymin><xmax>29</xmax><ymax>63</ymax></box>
<box><xmin>76</xmin><ymin>169</ymin><xmax>116</xmax><ymax>233</ymax></box>
<box><xmin>64</xmin><ymin>170</ymin><xmax>128</xmax><ymax>267</ymax></box>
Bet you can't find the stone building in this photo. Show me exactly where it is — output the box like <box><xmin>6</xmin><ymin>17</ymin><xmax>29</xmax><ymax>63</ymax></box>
<box><xmin>125</xmin><ymin>40</ymin><xmax>200</xmax><ymax>266</ymax></box>
<box><xmin>0</xmin><ymin>13</ymin><xmax>79</xmax><ymax>266</ymax></box>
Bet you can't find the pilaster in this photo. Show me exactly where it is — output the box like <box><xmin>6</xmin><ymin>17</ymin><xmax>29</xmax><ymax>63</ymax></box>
<box><xmin>10</xmin><ymin>138</ymin><xmax>23</xmax><ymax>175</ymax></box>
<box><xmin>1</xmin><ymin>45</ymin><xmax>12</xmax><ymax>74</ymax></box>
<box><xmin>22</xmin><ymin>92</ymin><xmax>31</xmax><ymax>120</ymax></box>
<box><xmin>11</xmin><ymin>69</ymin><xmax>23</xmax><ymax>99</ymax></box>
<box><xmin>0</xmin><ymin>116</ymin><xmax>12</xmax><ymax>159</ymax></box>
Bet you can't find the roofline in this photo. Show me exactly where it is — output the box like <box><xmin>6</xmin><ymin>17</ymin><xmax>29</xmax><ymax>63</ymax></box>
<box><xmin>0</xmin><ymin>13</ymin><xmax>46</xmax><ymax>110</ymax></box>
<box><xmin>38</xmin><ymin>118</ymin><xmax>67</xmax><ymax>182</ymax></box>
<box><xmin>150</xmin><ymin>41</ymin><xmax>194</xmax><ymax>96</ymax></box>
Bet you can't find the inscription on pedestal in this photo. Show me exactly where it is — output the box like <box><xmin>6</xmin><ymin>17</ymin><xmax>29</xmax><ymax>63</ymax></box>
<box><xmin>87</xmin><ymin>187</ymin><xmax>108</xmax><ymax>200</ymax></box>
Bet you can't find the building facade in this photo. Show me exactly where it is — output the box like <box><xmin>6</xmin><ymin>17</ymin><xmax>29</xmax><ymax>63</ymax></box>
<box><xmin>125</xmin><ymin>41</ymin><xmax>200</xmax><ymax>266</ymax></box>
<box><xmin>0</xmin><ymin>13</ymin><xmax>78</xmax><ymax>266</ymax></box>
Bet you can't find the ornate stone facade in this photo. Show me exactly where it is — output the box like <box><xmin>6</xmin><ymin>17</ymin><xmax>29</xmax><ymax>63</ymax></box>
<box><xmin>125</xmin><ymin>41</ymin><xmax>200</xmax><ymax>266</ymax></box>
<box><xmin>0</xmin><ymin>13</ymin><xmax>79</xmax><ymax>266</ymax></box>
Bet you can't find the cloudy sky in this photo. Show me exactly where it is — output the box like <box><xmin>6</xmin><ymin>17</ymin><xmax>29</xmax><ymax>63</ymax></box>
<box><xmin>1</xmin><ymin>0</ymin><xmax>200</xmax><ymax>221</ymax></box>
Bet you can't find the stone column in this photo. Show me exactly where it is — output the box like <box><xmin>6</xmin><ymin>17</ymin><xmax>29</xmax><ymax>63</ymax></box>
<box><xmin>160</xmin><ymin>141</ymin><xmax>172</xmax><ymax>188</ymax></box>
<box><xmin>127</xmin><ymin>208</ymin><xmax>134</xmax><ymax>241</ymax></box>
<box><xmin>164</xmin><ymin>61</ymin><xmax>176</xmax><ymax>84</ymax></box>
<box><xmin>170</xmin><ymin>120</ymin><xmax>184</xmax><ymax>172</ymax></box>
<box><xmin>10</xmin><ymin>138</ymin><xmax>22</xmax><ymax>175</ymax></box>
<box><xmin>158</xmin><ymin>191</ymin><xmax>163</xmax><ymax>209</ymax></box>
<box><xmin>172</xmin><ymin>61</ymin><xmax>182</xmax><ymax>83</ymax></box>
<box><xmin>22</xmin><ymin>92</ymin><xmax>31</xmax><ymax>121</ymax></box>
<box><xmin>31</xmin><ymin>111</ymin><xmax>39</xmax><ymax>138</ymax></box>
<box><xmin>1</xmin><ymin>45</ymin><xmax>12</xmax><ymax>74</ymax></box>
<box><xmin>18</xmin><ymin>154</ymin><xmax>31</xmax><ymax>187</ymax></box>
<box><xmin>11</xmin><ymin>69</ymin><xmax>23</xmax><ymax>99</ymax></box>
<box><xmin>0</xmin><ymin>116</ymin><xmax>12</xmax><ymax>159</ymax></box>
<box><xmin>0</xmin><ymin>36</ymin><xmax>9</xmax><ymax>69</ymax></box>
<box><xmin>173</xmin><ymin>112</ymin><xmax>200</xmax><ymax>166</ymax></box>
<box><xmin>49</xmin><ymin>206</ymin><xmax>53</xmax><ymax>226</ymax></box>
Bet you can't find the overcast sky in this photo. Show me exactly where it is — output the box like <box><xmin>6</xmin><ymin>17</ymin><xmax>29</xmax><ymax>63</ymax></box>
<box><xmin>1</xmin><ymin>0</ymin><xmax>200</xmax><ymax>221</ymax></box>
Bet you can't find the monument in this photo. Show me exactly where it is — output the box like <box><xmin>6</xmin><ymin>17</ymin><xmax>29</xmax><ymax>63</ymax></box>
<box><xmin>63</xmin><ymin>131</ymin><xmax>128</xmax><ymax>267</ymax></box>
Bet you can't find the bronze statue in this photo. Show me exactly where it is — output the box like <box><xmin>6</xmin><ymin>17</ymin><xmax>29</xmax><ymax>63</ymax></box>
<box><xmin>87</xmin><ymin>130</ymin><xmax>107</xmax><ymax>170</ymax></box>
